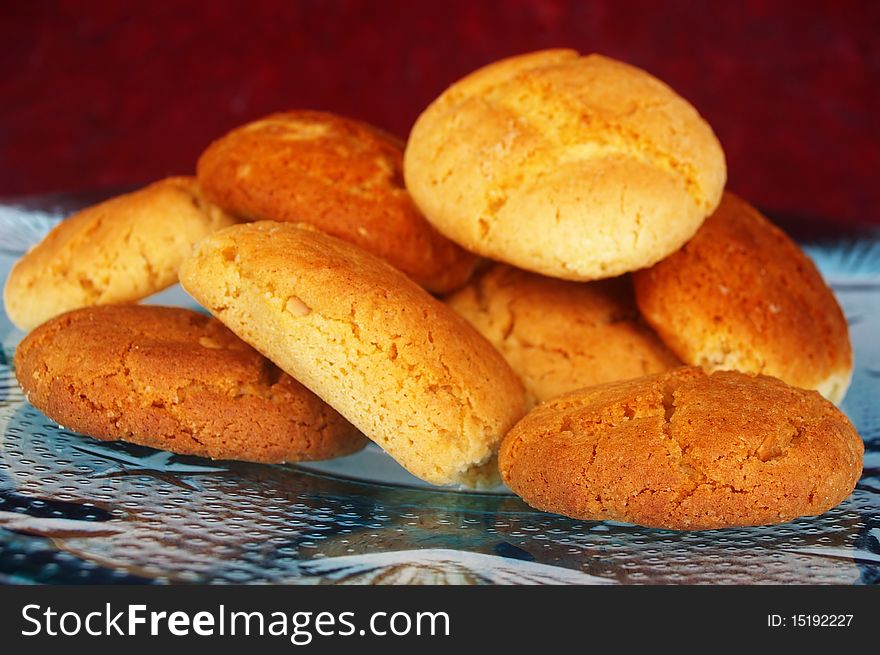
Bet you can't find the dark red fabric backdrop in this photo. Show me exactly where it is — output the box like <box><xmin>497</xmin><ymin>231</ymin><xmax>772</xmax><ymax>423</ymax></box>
<box><xmin>1</xmin><ymin>0</ymin><xmax>878</xmax><ymax>226</ymax></box>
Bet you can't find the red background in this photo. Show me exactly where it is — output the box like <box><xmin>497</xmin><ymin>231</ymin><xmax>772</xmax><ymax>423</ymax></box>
<box><xmin>2</xmin><ymin>0</ymin><xmax>878</xmax><ymax>227</ymax></box>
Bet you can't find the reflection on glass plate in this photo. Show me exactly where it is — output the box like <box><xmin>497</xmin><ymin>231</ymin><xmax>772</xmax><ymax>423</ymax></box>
<box><xmin>0</xmin><ymin>199</ymin><xmax>878</xmax><ymax>585</ymax></box>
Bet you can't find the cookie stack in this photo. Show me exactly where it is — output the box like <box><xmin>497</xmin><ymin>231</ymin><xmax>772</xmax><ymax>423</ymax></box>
<box><xmin>5</xmin><ymin>49</ymin><xmax>863</xmax><ymax>529</ymax></box>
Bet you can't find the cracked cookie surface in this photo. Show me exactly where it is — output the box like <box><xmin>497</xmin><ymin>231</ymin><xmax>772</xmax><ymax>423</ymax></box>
<box><xmin>179</xmin><ymin>221</ymin><xmax>526</xmax><ymax>486</ymax></box>
<box><xmin>633</xmin><ymin>192</ymin><xmax>852</xmax><ymax>404</ymax></box>
<box><xmin>445</xmin><ymin>264</ymin><xmax>680</xmax><ymax>405</ymax></box>
<box><xmin>14</xmin><ymin>305</ymin><xmax>365</xmax><ymax>462</ymax></box>
<box><xmin>197</xmin><ymin>110</ymin><xmax>477</xmax><ymax>293</ymax></box>
<box><xmin>3</xmin><ymin>177</ymin><xmax>237</xmax><ymax>332</ymax></box>
<box><xmin>499</xmin><ymin>367</ymin><xmax>863</xmax><ymax>529</ymax></box>
<box><xmin>404</xmin><ymin>49</ymin><xmax>726</xmax><ymax>281</ymax></box>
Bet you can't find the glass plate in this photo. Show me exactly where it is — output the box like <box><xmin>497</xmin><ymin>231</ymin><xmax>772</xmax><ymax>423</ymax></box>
<box><xmin>0</xmin><ymin>195</ymin><xmax>878</xmax><ymax>585</ymax></box>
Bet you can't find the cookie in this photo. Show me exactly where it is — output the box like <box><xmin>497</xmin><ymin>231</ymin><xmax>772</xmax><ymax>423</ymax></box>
<box><xmin>499</xmin><ymin>368</ymin><xmax>863</xmax><ymax>530</ymax></box>
<box><xmin>178</xmin><ymin>221</ymin><xmax>527</xmax><ymax>486</ymax></box>
<box><xmin>3</xmin><ymin>177</ymin><xmax>237</xmax><ymax>332</ymax></box>
<box><xmin>196</xmin><ymin>110</ymin><xmax>477</xmax><ymax>293</ymax></box>
<box><xmin>14</xmin><ymin>305</ymin><xmax>365</xmax><ymax>463</ymax></box>
<box><xmin>445</xmin><ymin>264</ymin><xmax>680</xmax><ymax>404</ymax></box>
<box><xmin>632</xmin><ymin>192</ymin><xmax>852</xmax><ymax>404</ymax></box>
<box><xmin>404</xmin><ymin>49</ymin><xmax>726</xmax><ymax>281</ymax></box>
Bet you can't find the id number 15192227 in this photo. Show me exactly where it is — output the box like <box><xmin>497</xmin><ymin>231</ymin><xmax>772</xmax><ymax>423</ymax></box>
<box><xmin>767</xmin><ymin>614</ymin><xmax>854</xmax><ymax>628</ymax></box>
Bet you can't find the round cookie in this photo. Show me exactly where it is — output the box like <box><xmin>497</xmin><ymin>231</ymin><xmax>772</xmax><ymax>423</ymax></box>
<box><xmin>3</xmin><ymin>177</ymin><xmax>237</xmax><ymax>332</ymax></box>
<box><xmin>196</xmin><ymin>110</ymin><xmax>477</xmax><ymax>293</ymax></box>
<box><xmin>632</xmin><ymin>192</ymin><xmax>852</xmax><ymax>404</ymax></box>
<box><xmin>404</xmin><ymin>49</ymin><xmax>726</xmax><ymax>281</ymax></box>
<box><xmin>14</xmin><ymin>305</ymin><xmax>365</xmax><ymax>463</ymax></box>
<box><xmin>179</xmin><ymin>221</ymin><xmax>527</xmax><ymax>486</ymax></box>
<box><xmin>499</xmin><ymin>367</ymin><xmax>864</xmax><ymax>530</ymax></box>
<box><xmin>445</xmin><ymin>264</ymin><xmax>680</xmax><ymax>404</ymax></box>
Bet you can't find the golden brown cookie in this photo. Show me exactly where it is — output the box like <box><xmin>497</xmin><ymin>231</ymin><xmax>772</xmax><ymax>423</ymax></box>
<box><xmin>445</xmin><ymin>264</ymin><xmax>680</xmax><ymax>405</ymax></box>
<box><xmin>404</xmin><ymin>49</ymin><xmax>726</xmax><ymax>281</ymax></box>
<box><xmin>632</xmin><ymin>192</ymin><xmax>852</xmax><ymax>404</ymax></box>
<box><xmin>196</xmin><ymin>110</ymin><xmax>477</xmax><ymax>293</ymax></box>
<box><xmin>179</xmin><ymin>221</ymin><xmax>527</xmax><ymax>486</ymax></box>
<box><xmin>3</xmin><ymin>177</ymin><xmax>237</xmax><ymax>332</ymax></box>
<box><xmin>499</xmin><ymin>368</ymin><xmax>863</xmax><ymax>530</ymax></box>
<box><xmin>14</xmin><ymin>305</ymin><xmax>365</xmax><ymax>463</ymax></box>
